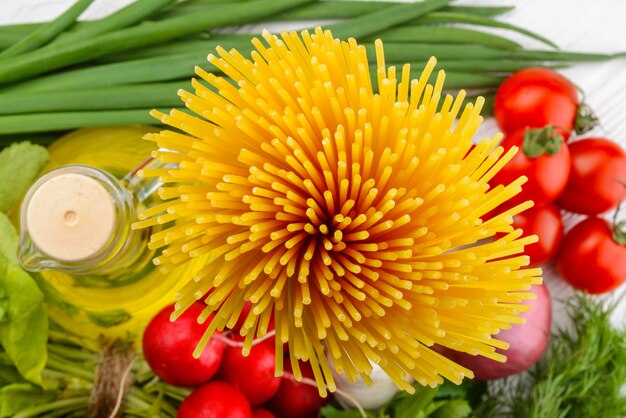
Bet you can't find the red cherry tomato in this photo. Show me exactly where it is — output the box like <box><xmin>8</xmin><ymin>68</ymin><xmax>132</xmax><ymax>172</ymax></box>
<box><xmin>177</xmin><ymin>381</ymin><xmax>252</xmax><ymax>418</ymax></box>
<box><xmin>266</xmin><ymin>361</ymin><xmax>331</xmax><ymax>418</ymax></box>
<box><xmin>511</xmin><ymin>204</ymin><xmax>563</xmax><ymax>265</ymax></box>
<box><xmin>557</xmin><ymin>138</ymin><xmax>626</xmax><ymax>215</ymax></box>
<box><xmin>557</xmin><ymin>217</ymin><xmax>626</xmax><ymax>294</ymax></box>
<box><xmin>217</xmin><ymin>342</ymin><xmax>281</xmax><ymax>406</ymax></box>
<box><xmin>494</xmin><ymin>67</ymin><xmax>579</xmax><ymax>140</ymax></box>
<box><xmin>491</xmin><ymin>129</ymin><xmax>570</xmax><ymax>208</ymax></box>
<box><xmin>142</xmin><ymin>303</ymin><xmax>225</xmax><ymax>387</ymax></box>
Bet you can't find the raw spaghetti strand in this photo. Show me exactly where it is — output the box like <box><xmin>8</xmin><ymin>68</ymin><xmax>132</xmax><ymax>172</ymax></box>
<box><xmin>134</xmin><ymin>27</ymin><xmax>542</xmax><ymax>395</ymax></box>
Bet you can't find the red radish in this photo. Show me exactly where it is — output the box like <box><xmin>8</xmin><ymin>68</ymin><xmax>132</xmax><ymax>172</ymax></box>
<box><xmin>177</xmin><ymin>381</ymin><xmax>252</xmax><ymax>418</ymax></box>
<box><xmin>252</xmin><ymin>409</ymin><xmax>276</xmax><ymax>418</ymax></box>
<box><xmin>217</xmin><ymin>342</ymin><xmax>281</xmax><ymax>406</ymax></box>
<box><xmin>230</xmin><ymin>305</ymin><xmax>287</xmax><ymax>353</ymax></box>
<box><xmin>233</xmin><ymin>301</ymin><xmax>254</xmax><ymax>332</ymax></box>
<box><xmin>440</xmin><ymin>284</ymin><xmax>552</xmax><ymax>380</ymax></box>
<box><xmin>266</xmin><ymin>361</ymin><xmax>331</xmax><ymax>418</ymax></box>
<box><xmin>142</xmin><ymin>303</ymin><xmax>225</xmax><ymax>387</ymax></box>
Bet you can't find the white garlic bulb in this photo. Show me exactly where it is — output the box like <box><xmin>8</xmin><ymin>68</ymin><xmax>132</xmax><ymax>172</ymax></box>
<box><xmin>331</xmin><ymin>360</ymin><xmax>407</xmax><ymax>410</ymax></box>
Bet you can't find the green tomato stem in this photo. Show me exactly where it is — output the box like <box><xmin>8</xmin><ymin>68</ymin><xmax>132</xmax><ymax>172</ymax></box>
<box><xmin>522</xmin><ymin>126</ymin><xmax>564</xmax><ymax>158</ymax></box>
<box><xmin>574</xmin><ymin>102</ymin><xmax>599</xmax><ymax>135</ymax></box>
<box><xmin>612</xmin><ymin>202</ymin><xmax>626</xmax><ymax>245</ymax></box>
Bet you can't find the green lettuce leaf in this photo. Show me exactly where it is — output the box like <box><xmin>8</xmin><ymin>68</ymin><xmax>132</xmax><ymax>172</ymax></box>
<box><xmin>431</xmin><ymin>399</ymin><xmax>472</xmax><ymax>418</ymax></box>
<box><xmin>0</xmin><ymin>383</ymin><xmax>56</xmax><ymax>418</ymax></box>
<box><xmin>391</xmin><ymin>385</ymin><xmax>439</xmax><ymax>418</ymax></box>
<box><xmin>0</xmin><ymin>213</ymin><xmax>48</xmax><ymax>385</ymax></box>
<box><xmin>0</xmin><ymin>142</ymin><xmax>49</xmax><ymax>213</ymax></box>
<box><xmin>0</xmin><ymin>213</ymin><xmax>18</xmax><ymax>267</ymax></box>
<box><xmin>320</xmin><ymin>405</ymin><xmax>379</xmax><ymax>418</ymax></box>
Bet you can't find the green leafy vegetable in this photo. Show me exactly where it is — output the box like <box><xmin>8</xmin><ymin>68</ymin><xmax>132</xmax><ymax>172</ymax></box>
<box><xmin>0</xmin><ymin>383</ymin><xmax>56</xmax><ymax>418</ymax></box>
<box><xmin>391</xmin><ymin>385</ymin><xmax>440</xmax><ymax>418</ymax></box>
<box><xmin>0</xmin><ymin>363</ymin><xmax>24</xmax><ymax>388</ymax></box>
<box><xmin>0</xmin><ymin>213</ymin><xmax>18</xmax><ymax>266</ymax></box>
<box><xmin>0</xmin><ymin>142</ymin><xmax>48</xmax><ymax>213</ymax></box>
<box><xmin>0</xmin><ymin>214</ymin><xmax>48</xmax><ymax>386</ymax></box>
<box><xmin>320</xmin><ymin>405</ymin><xmax>377</xmax><ymax>418</ymax></box>
<box><xmin>0</xmin><ymin>255</ymin><xmax>48</xmax><ymax>386</ymax></box>
<box><xmin>431</xmin><ymin>399</ymin><xmax>471</xmax><ymax>418</ymax></box>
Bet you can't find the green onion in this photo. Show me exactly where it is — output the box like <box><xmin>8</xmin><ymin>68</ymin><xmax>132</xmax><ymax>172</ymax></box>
<box><xmin>169</xmin><ymin>0</ymin><xmax>392</xmax><ymax>20</ymax></box>
<box><xmin>0</xmin><ymin>0</ymin><xmax>312</xmax><ymax>84</ymax></box>
<box><xmin>0</xmin><ymin>69</ymin><xmax>500</xmax><ymax>120</ymax></box>
<box><xmin>0</xmin><ymin>24</ymin><xmax>38</xmax><ymax>35</ymax></box>
<box><xmin>0</xmin><ymin>0</ymin><xmax>241</xmax><ymax>40</ymax></box>
<box><xmin>368</xmin><ymin>43</ymin><xmax>509</xmax><ymax>62</ymax></box>
<box><xmin>0</xmin><ymin>3</ymin><xmax>515</xmax><ymax>40</ymax></box>
<box><xmin>0</xmin><ymin>108</ymin><xmax>185</xmax><ymax>134</ymax></box>
<box><xmin>94</xmin><ymin>36</ymin><xmax>221</xmax><ymax>63</ymax></box>
<box><xmin>177</xmin><ymin>0</ymin><xmax>249</xmax><ymax>4</ymax></box>
<box><xmin>54</xmin><ymin>0</ymin><xmax>177</xmax><ymax>46</ymax></box>
<box><xmin>0</xmin><ymin>82</ymin><xmax>186</xmax><ymax>115</ymax></box>
<box><xmin>3</xmin><ymin>40</ymin><xmax>254</xmax><ymax>93</ymax></box>
<box><xmin>445</xmin><ymin>5</ymin><xmax>514</xmax><ymax>17</ymax></box>
<box><xmin>511</xmin><ymin>49</ymin><xmax>617</xmax><ymax>61</ymax></box>
<box><xmin>3</xmin><ymin>33</ymin><xmax>609</xmax><ymax>97</ymax></box>
<box><xmin>327</xmin><ymin>0</ymin><xmax>451</xmax><ymax>40</ymax></box>
<box><xmin>6</xmin><ymin>38</ymin><xmax>588</xmax><ymax>96</ymax></box>
<box><xmin>2</xmin><ymin>53</ymin><xmax>208</xmax><ymax>93</ymax></box>
<box><xmin>0</xmin><ymin>0</ymin><xmax>94</xmax><ymax>58</ymax></box>
<box><xmin>370</xmin><ymin>26</ymin><xmax>521</xmax><ymax>50</ymax></box>
<box><xmin>369</xmin><ymin>43</ymin><xmax>615</xmax><ymax>63</ymax></box>
<box><xmin>163</xmin><ymin>2</ymin><xmax>515</xmax><ymax>21</ymax></box>
<box><xmin>401</xmin><ymin>60</ymin><xmax>566</xmax><ymax>73</ymax></box>
<box><xmin>369</xmin><ymin>66</ymin><xmax>505</xmax><ymax>89</ymax></box>
<box><xmin>414</xmin><ymin>12</ymin><xmax>558</xmax><ymax>49</ymax></box>
<box><xmin>0</xmin><ymin>27</ymin><xmax>35</xmax><ymax>50</ymax></box>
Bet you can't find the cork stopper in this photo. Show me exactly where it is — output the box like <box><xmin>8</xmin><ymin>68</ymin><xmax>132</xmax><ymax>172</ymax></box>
<box><xmin>25</xmin><ymin>173</ymin><xmax>116</xmax><ymax>262</ymax></box>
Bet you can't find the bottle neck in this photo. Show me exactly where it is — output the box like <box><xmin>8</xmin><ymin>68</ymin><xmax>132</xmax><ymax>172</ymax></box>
<box><xmin>18</xmin><ymin>163</ymin><xmax>158</xmax><ymax>276</ymax></box>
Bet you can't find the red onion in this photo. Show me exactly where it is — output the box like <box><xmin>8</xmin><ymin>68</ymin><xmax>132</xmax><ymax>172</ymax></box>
<box><xmin>441</xmin><ymin>284</ymin><xmax>552</xmax><ymax>380</ymax></box>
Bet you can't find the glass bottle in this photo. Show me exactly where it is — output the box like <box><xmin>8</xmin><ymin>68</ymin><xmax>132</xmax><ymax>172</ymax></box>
<box><xmin>12</xmin><ymin>126</ymin><xmax>192</xmax><ymax>345</ymax></box>
<box><xmin>18</xmin><ymin>157</ymin><xmax>164</xmax><ymax>280</ymax></box>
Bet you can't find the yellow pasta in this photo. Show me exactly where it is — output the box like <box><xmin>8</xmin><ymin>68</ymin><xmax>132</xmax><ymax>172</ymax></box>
<box><xmin>134</xmin><ymin>28</ymin><xmax>542</xmax><ymax>395</ymax></box>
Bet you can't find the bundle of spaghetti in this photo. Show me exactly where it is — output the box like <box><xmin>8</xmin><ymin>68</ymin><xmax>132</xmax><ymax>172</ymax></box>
<box><xmin>133</xmin><ymin>27</ymin><xmax>542</xmax><ymax>395</ymax></box>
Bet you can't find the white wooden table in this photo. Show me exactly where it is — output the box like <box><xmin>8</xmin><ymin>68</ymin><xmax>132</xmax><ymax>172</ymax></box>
<box><xmin>2</xmin><ymin>0</ymin><xmax>625</xmax><ymax>328</ymax></box>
